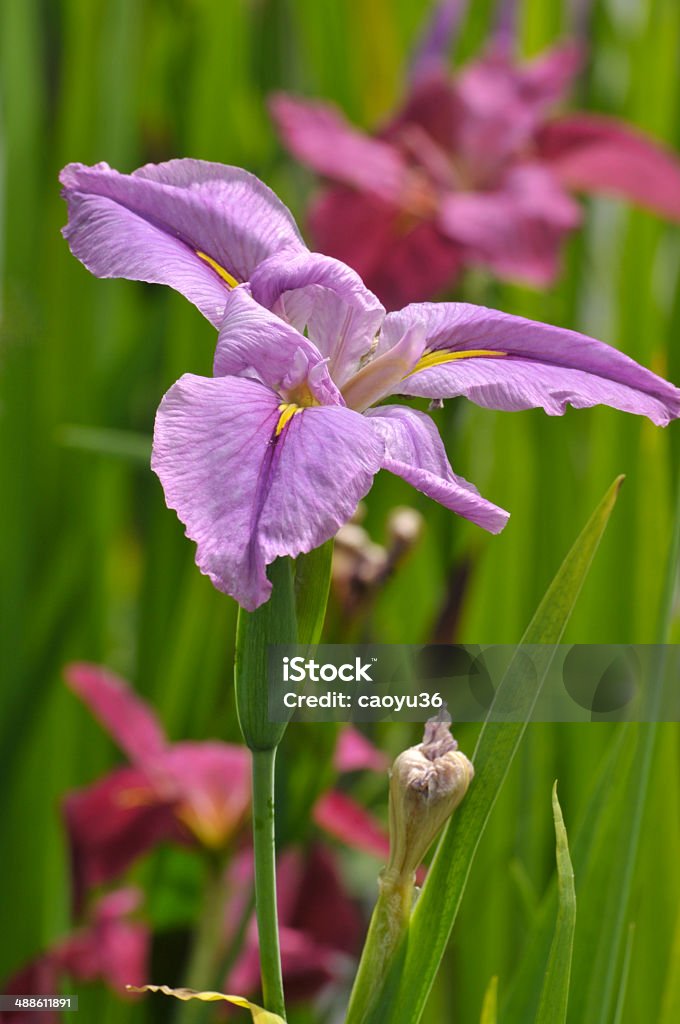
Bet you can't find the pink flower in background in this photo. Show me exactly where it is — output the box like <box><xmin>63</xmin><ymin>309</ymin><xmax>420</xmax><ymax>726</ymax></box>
<box><xmin>271</xmin><ymin>8</ymin><xmax>680</xmax><ymax>308</ymax></box>
<box><xmin>63</xmin><ymin>664</ymin><xmax>251</xmax><ymax>910</ymax></box>
<box><xmin>1</xmin><ymin>889</ymin><xmax>148</xmax><ymax>1024</ymax></box>
<box><xmin>224</xmin><ymin>845</ymin><xmax>363</xmax><ymax>1005</ymax></box>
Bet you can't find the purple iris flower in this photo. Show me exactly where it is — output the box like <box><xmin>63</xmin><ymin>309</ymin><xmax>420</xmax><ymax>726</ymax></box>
<box><xmin>60</xmin><ymin>160</ymin><xmax>680</xmax><ymax>610</ymax></box>
<box><xmin>270</xmin><ymin>26</ymin><xmax>680</xmax><ymax>308</ymax></box>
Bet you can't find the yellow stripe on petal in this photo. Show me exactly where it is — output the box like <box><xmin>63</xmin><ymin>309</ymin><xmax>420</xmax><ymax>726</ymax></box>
<box><xmin>195</xmin><ymin>249</ymin><xmax>239</xmax><ymax>289</ymax></box>
<box><xmin>408</xmin><ymin>348</ymin><xmax>506</xmax><ymax>376</ymax></box>
<box><xmin>275</xmin><ymin>402</ymin><xmax>302</xmax><ymax>436</ymax></box>
<box><xmin>126</xmin><ymin>985</ymin><xmax>286</xmax><ymax>1023</ymax></box>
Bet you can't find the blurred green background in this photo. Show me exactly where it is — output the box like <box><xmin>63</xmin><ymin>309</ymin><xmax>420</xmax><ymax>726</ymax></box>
<box><xmin>1</xmin><ymin>0</ymin><xmax>679</xmax><ymax>1021</ymax></box>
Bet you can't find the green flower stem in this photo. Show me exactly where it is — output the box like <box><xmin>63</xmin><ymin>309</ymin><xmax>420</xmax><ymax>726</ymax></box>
<box><xmin>252</xmin><ymin>746</ymin><xmax>286</xmax><ymax>1019</ymax></box>
<box><xmin>233</xmin><ymin>550</ymin><xmax>334</xmax><ymax>1019</ymax></box>
<box><xmin>345</xmin><ymin>871</ymin><xmax>415</xmax><ymax>1024</ymax></box>
<box><xmin>176</xmin><ymin>856</ymin><xmax>230</xmax><ymax>1024</ymax></box>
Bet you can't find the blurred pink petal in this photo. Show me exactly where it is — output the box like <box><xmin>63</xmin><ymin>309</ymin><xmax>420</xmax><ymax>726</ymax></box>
<box><xmin>386</xmin><ymin>72</ymin><xmax>459</xmax><ymax>154</ymax></box>
<box><xmin>2</xmin><ymin>959</ymin><xmax>60</xmax><ymax>1024</ymax></box>
<box><xmin>227</xmin><ymin>846</ymin><xmax>361</xmax><ymax>1003</ymax></box>
<box><xmin>334</xmin><ymin>727</ymin><xmax>389</xmax><ymax>774</ymax></box>
<box><xmin>439</xmin><ymin>163</ymin><xmax>581</xmax><ymax>285</ymax></box>
<box><xmin>314</xmin><ymin>790</ymin><xmax>390</xmax><ymax>861</ymax></box>
<box><xmin>2</xmin><ymin>890</ymin><xmax>149</xmax><ymax>1023</ymax></box>
<box><xmin>64</xmin><ymin>665</ymin><xmax>252</xmax><ymax>904</ymax></box>
<box><xmin>159</xmin><ymin>742</ymin><xmax>251</xmax><ymax>849</ymax></box>
<box><xmin>65</xmin><ymin>663</ymin><xmax>167</xmax><ymax>767</ymax></box>
<box><xmin>310</xmin><ymin>187</ymin><xmax>464</xmax><ymax>310</ymax></box>
<box><xmin>538</xmin><ymin>113</ymin><xmax>680</xmax><ymax>220</ymax></box>
<box><xmin>56</xmin><ymin>887</ymin><xmax>148</xmax><ymax>991</ymax></box>
<box><xmin>518</xmin><ymin>40</ymin><xmax>583</xmax><ymax>107</ymax></box>
<box><xmin>63</xmin><ymin>767</ymin><xmax>184</xmax><ymax>911</ymax></box>
<box><xmin>270</xmin><ymin>94</ymin><xmax>410</xmax><ymax>204</ymax></box>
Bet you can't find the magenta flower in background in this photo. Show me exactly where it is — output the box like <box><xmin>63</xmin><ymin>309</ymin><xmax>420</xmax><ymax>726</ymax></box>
<box><xmin>63</xmin><ymin>664</ymin><xmax>251</xmax><ymax>910</ymax></box>
<box><xmin>270</xmin><ymin>23</ymin><xmax>680</xmax><ymax>307</ymax></box>
<box><xmin>1</xmin><ymin>889</ymin><xmax>148</xmax><ymax>1023</ymax></box>
<box><xmin>224</xmin><ymin>845</ymin><xmax>363</xmax><ymax>1005</ymax></box>
<box><xmin>60</xmin><ymin>161</ymin><xmax>680</xmax><ymax>610</ymax></box>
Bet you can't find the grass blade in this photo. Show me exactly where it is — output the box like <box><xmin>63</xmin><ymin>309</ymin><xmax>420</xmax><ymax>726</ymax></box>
<box><xmin>480</xmin><ymin>976</ymin><xmax>498</xmax><ymax>1024</ymax></box>
<box><xmin>536</xmin><ymin>784</ymin><xmax>576</xmax><ymax>1024</ymax></box>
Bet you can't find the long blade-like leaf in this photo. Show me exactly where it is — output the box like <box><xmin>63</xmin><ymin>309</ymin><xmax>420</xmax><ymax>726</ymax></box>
<box><xmin>480</xmin><ymin>976</ymin><xmax>498</xmax><ymax>1024</ymax></box>
<box><xmin>536</xmin><ymin>784</ymin><xmax>576</xmax><ymax>1024</ymax></box>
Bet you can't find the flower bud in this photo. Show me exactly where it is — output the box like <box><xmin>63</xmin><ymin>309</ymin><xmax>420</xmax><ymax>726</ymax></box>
<box><xmin>386</xmin><ymin>713</ymin><xmax>474</xmax><ymax>883</ymax></box>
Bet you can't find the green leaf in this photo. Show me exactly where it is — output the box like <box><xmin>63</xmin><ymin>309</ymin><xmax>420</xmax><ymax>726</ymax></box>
<box><xmin>480</xmin><ymin>976</ymin><xmax>498</xmax><ymax>1024</ymax></box>
<box><xmin>536</xmin><ymin>784</ymin><xmax>576</xmax><ymax>1024</ymax></box>
<box><xmin>360</xmin><ymin>475</ymin><xmax>624</xmax><ymax>1024</ymax></box>
<box><xmin>294</xmin><ymin>538</ymin><xmax>333</xmax><ymax>645</ymax></box>
<box><xmin>612</xmin><ymin>924</ymin><xmax>636</xmax><ymax>1024</ymax></box>
<box><xmin>502</xmin><ymin>725</ymin><xmax>635</xmax><ymax>1024</ymax></box>
<box><xmin>234</xmin><ymin>558</ymin><xmax>297</xmax><ymax>751</ymax></box>
<box><xmin>660</xmin><ymin>907</ymin><xmax>680</xmax><ymax>1024</ymax></box>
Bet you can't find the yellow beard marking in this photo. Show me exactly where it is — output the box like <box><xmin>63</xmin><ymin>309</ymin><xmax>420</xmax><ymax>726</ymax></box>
<box><xmin>275</xmin><ymin>402</ymin><xmax>302</xmax><ymax>436</ymax></box>
<box><xmin>408</xmin><ymin>348</ymin><xmax>507</xmax><ymax>376</ymax></box>
<box><xmin>195</xmin><ymin>249</ymin><xmax>239</xmax><ymax>289</ymax></box>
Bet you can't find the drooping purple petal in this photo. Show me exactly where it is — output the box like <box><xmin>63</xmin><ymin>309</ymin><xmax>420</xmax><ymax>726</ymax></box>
<box><xmin>60</xmin><ymin>160</ymin><xmax>305</xmax><ymax>325</ymax></box>
<box><xmin>537</xmin><ymin>114</ymin><xmax>680</xmax><ymax>221</ymax></box>
<box><xmin>65</xmin><ymin>662</ymin><xmax>167</xmax><ymax>767</ymax></box>
<box><xmin>249</xmin><ymin>251</ymin><xmax>385</xmax><ymax>385</ymax></box>
<box><xmin>366</xmin><ymin>405</ymin><xmax>509</xmax><ymax>533</ymax></box>
<box><xmin>63</xmin><ymin>767</ymin><xmax>185</xmax><ymax>913</ymax></box>
<box><xmin>270</xmin><ymin>94</ymin><xmax>411</xmax><ymax>204</ymax></box>
<box><xmin>152</xmin><ymin>375</ymin><xmax>384</xmax><ymax>610</ymax></box>
<box><xmin>386</xmin><ymin>302</ymin><xmax>680</xmax><ymax>424</ymax></box>
<box><xmin>438</xmin><ymin>163</ymin><xmax>581</xmax><ymax>285</ymax></box>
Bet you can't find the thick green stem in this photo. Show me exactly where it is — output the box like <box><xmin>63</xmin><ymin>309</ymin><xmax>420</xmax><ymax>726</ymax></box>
<box><xmin>252</xmin><ymin>747</ymin><xmax>286</xmax><ymax>1019</ymax></box>
<box><xmin>345</xmin><ymin>871</ymin><xmax>415</xmax><ymax>1024</ymax></box>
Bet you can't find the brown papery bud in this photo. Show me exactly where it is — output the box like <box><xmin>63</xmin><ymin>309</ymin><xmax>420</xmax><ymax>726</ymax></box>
<box><xmin>386</xmin><ymin>713</ymin><xmax>474</xmax><ymax>883</ymax></box>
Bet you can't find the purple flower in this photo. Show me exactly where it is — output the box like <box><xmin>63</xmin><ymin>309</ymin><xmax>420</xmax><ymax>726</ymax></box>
<box><xmin>59</xmin><ymin>161</ymin><xmax>680</xmax><ymax>610</ymax></box>
<box><xmin>270</xmin><ymin>36</ymin><xmax>680</xmax><ymax>307</ymax></box>
<box><xmin>151</xmin><ymin>252</ymin><xmax>679</xmax><ymax>609</ymax></box>
<box><xmin>63</xmin><ymin>664</ymin><xmax>251</xmax><ymax>911</ymax></box>
<box><xmin>60</xmin><ymin>160</ymin><xmax>306</xmax><ymax>326</ymax></box>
